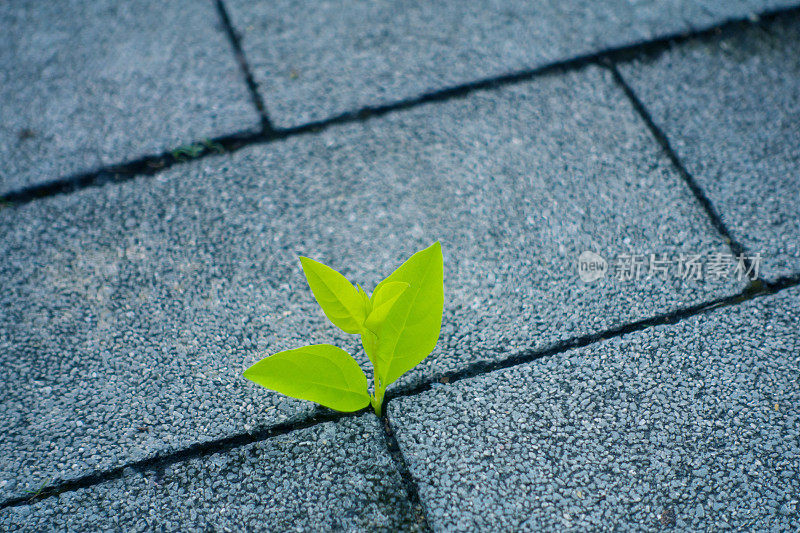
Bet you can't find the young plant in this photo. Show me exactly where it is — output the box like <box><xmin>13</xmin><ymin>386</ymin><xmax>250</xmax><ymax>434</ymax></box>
<box><xmin>244</xmin><ymin>241</ymin><xmax>443</xmax><ymax>416</ymax></box>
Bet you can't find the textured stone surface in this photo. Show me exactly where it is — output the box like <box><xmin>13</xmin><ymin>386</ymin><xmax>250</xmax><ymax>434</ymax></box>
<box><xmin>0</xmin><ymin>0</ymin><xmax>259</xmax><ymax>195</ymax></box>
<box><xmin>226</xmin><ymin>0</ymin><xmax>797</xmax><ymax>127</ymax></box>
<box><xmin>0</xmin><ymin>66</ymin><xmax>742</xmax><ymax>501</ymax></box>
<box><xmin>619</xmin><ymin>16</ymin><xmax>800</xmax><ymax>278</ymax></box>
<box><xmin>391</xmin><ymin>287</ymin><xmax>800</xmax><ymax>531</ymax></box>
<box><xmin>0</xmin><ymin>415</ymin><xmax>419</xmax><ymax>531</ymax></box>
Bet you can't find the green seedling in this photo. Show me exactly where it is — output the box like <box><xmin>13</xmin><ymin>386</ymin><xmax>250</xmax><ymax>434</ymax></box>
<box><xmin>171</xmin><ymin>139</ymin><xmax>224</xmax><ymax>161</ymax></box>
<box><xmin>201</xmin><ymin>138</ymin><xmax>225</xmax><ymax>154</ymax></box>
<box><xmin>25</xmin><ymin>477</ymin><xmax>52</xmax><ymax>501</ymax></box>
<box><xmin>244</xmin><ymin>241</ymin><xmax>444</xmax><ymax>416</ymax></box>
<box><xmin>171</xmin><ymin>143</ymin><xmax>204</xmax><ymax>161</ymax></box>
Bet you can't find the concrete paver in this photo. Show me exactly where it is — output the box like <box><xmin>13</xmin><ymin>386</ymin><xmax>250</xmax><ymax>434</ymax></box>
<box><xmin>226</xmin><ymin>0</ymin><xmax>798</xmax><ymax>127</ymax></box>
<box><xmin>391</xmin><ymin>287</ymin><xmax>800</xmax><ymax>531</ymax></box>
<box><xmin>0</xmin><ymin>415</ymin><xmax>419</xmax><ymax>531</ymax></box>
<box><xmin>0</xmin><ymin>0</ymin><xmax>260</xmax><ymax>195</ymax></box>
<box><xmin>620</xmin><ymin>16</ymin><xmax>800</xmax><ymax>278</ymax></box>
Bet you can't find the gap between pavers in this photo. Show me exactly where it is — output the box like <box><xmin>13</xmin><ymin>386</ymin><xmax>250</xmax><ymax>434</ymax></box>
<box><xmin>390</xmin><ymin>286</ymin><xmax>800</xmax><ymax>531</ymax></box>
<box><xmin>214</xmin><ymin>0</ymin><xmax>274</xmax><ymax>132</ymax></box>
<box><xmin>0</xmin><ymin>65</ymin><xmax>744</xmax><ymax>501</ymax></box>
<box><xmin>0</xmin><ymin>0</ymin><xmax>261</xmax><ymax>196</ymax></box>
<box><xmin>0</xmin><ymin>415</ymin><xmax>422</xmax><ymax>531</ymax></box>
<box><xmin>618</xmin><ymin>14</ymin><xmax>800</xmax><ymax>279</ymax></box>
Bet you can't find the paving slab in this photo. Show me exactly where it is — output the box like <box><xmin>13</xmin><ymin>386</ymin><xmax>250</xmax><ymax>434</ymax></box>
<box><xmin>0</xmin><ymin>65</ymin><xmax>743</xmax><ymax>501</ymax></box>
<box><xmin>619</xmin><ymin>16</ymin><xmax>800</xmax><ymax>279</ymax></box>
<box><xmin>0</xmin><ymin>0</ymin><xmax>260</xmax><ymax>196</ymax></box>
<box><xmin>225</xmin><ymin>0</ymin><xmax>798</xmax><ymax>128</ymax></box>
<box><xmin>390</xmin><ymin>286</ymin><xmax>800</xmax><ymax>531</ymax></box>
<box><xmin>0</xmin><ymin>415</ymin><xmax>419</xmax><ymax>531</ymax></box>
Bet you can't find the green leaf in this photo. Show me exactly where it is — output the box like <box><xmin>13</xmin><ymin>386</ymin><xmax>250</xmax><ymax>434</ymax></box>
<box><xmin>356</xmin><ymin>282</ymin><xmax>379</xmax><ymax>366</ymax></box>
<box><xmin>356</xmin><ymin>283</ymin><xmax>372</xmax><ymax>317</ymax></box>
<box><xmin>299</xmin><ymin>256</ymin><xmax>366</xmax><ymax>334</ymax></box>
<box><xmin>243</xmin><ymin>344</ymin><xmax>370</xmax><ymax>412</ymax></box>
<box><xmin>360</xmin><ymin>327</ymin><xmax>378</xmax><ymax>368</ymax></box>
<box><xmin>364</xmin><ymin>281</ymin><xmax>409</xmax><ymax>333</ymax></box>
<box><xmin>373</xmin><ymin>241</ymin><xmax>444</xmax><ymax>386</ymax></box>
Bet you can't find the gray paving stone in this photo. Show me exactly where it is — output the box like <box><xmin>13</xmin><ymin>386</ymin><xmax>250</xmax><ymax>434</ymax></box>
<box><xmin>390</xmin><ymin>287</ymin><xmax>800</xmax><ymax>531</ymax></box>
<box><xmin>619</xmin><ymin>16</ymin><xmax>800</xmax><ymax>279</ymax></box>
<box><xmin>0</xmin><ymin>0</ymin><xmax>260</xmax><ymax>195</ymax></box>
<box><xmin>0</xmin><ymin>415</ymin><xmax>419</xmax><ymax>532</ymax></box>
<box><xmin>226</xmin><ymin>0</ymin><xmax>797</xmax><ymax>127</ymax></box>
<box><xmin>0</xmin><ymin>65</ymin><xmax>742</xmax><ymax>501</ymax></box>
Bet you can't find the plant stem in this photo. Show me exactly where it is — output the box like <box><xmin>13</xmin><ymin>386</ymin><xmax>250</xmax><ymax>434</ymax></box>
<box><xmin>371</xmin><ymin>372</ymin><xmax>385</xmax><ymax>417</ymax></box>
<box><xmin>371</xmin><ymin>396</ymin><xmax>382</xmax><ymax>417</ymax></box>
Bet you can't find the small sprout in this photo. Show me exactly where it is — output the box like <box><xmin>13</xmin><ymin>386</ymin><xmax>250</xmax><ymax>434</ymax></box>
<box><xmin>171</xmin><ymin>143</ymin><xmax>204</xmax><ymax>161</ymax></box>
<box><xmin>201</xmin><ymin>138</ymin><xmax>225</xmax><ymax>154</ymax></box>
<box><xmin>244</xmin><ymin>241</ymin><xmax>444</xmax><ymax>416</ymax></box>
<box><xmin>25</xmin><ymin>478</ymin><xmax>52</xmax><ymax>501</ymax></box>
<box><xmin>171</xmin><ymin>139</ymin><xmax>223</xmax><ymax>161</ymax></box>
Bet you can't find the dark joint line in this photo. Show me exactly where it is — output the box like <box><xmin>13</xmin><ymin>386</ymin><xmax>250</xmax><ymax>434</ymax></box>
<box><xmin>0</xmin><ymin>408</ymin><xmax>363</xmax><ymax>510</ymax></box>
<box><xmin>2</xmin><ymin>272</ymin><xmax>798</xmax><ymax>510</ymax></box>
<box><xmin>0</xmin><ymin>129</ymin><xmax>262</xmax><ymax>205</ymax></box>
<box><xmin>606</xmin><ymin>62</ymin><xmax>752</xmax><ymax>268</ymax></box>
<box><xmin>214</xmin><ymin>0</ymin><xmax>274</xmax><ymax>133</ymax></box>
<box><xmin>385</xmin><ymin>273</ymin><xmax>800</xmax><ymax>402</ymax></box>
<box><xmin>380</xmin><ymin>413</ymin><xmax>433</xmax><ymax>531</ymax></box>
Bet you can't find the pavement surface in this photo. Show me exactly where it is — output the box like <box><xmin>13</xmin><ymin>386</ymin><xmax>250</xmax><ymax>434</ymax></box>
<box><xmin>0</xmin><ymin>415</ymin><xmax>421</xmax><ymax>531</ymax></box>
<box><xmin>0</xmin><ymin>66</ymin><xmax>744</xmax><ymax>501</ymax></box>
<box><xmin>226</xmin><ymin>0</ymin><xmax>799</xmax><ymax>127</ymax></box>
<box><xmin>0</xmin><ymin>0</ymin><xmax>260</xmax><ymax>195</ymax></box>
<box><xmin>620</xmin><ymin>17</ymin><xmax>800</xmax><ymax>278</ymax></box>
<box><xmin>1</xmin><ymin>1</ymin><xmax>799</xmax><ymax>531</ymax></box>
<box><xmin>391</xmin><ymin>287</ymin><xmax>800</xmax><ymax>531</ymax></box>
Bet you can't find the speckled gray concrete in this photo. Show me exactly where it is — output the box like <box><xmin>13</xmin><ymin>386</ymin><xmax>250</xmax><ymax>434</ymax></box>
<box><xmin>0</xmin><ymin>66</ymin><xmax>743</xmax><ymax>501</ymax></box>
<box><xmin>0</xmin><ymin>415</ymin><xmax>420</xmax><ymax>532</ymax></box>
<box><xmin>619</xmin><ymin>17</ymin><xmax>800</xmax><ymax>278</ymax></box>
<box><xmin>225</xmin><ymin>0</ymin><xmax>798</xmax><ymax>127</ymax></box>
<box><xmin>390</xmin><ymin>287</ymin><xmax>800</xmax><ymax>531</ymax></box>
<box><xmin>0</xmin><ymin>0</ymin><xmax>259</xmax><ymax>195</ymax></box>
